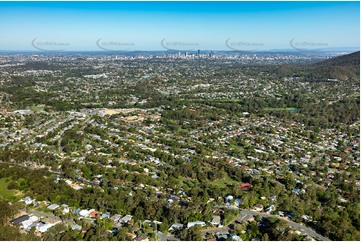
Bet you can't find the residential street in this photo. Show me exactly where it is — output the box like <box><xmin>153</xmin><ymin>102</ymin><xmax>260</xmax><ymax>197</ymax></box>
<box><xmin>154</xmin><ymin>231</ymin><xmax>180</xmax><ymax>241</ymax></box>
<box><xmin>239</xmin><ymin>209</ymin><xmax>330</xmax><ymax>241</ymax></box>
<box><xmin>205</xmin><ymin>206</ymin><xmax>330</xmax><ymax>241</ymax></box>
<box><xmin>19</xmin><ymin>208</ymin><xmax>72</xmax><ymax>224</ymax></box>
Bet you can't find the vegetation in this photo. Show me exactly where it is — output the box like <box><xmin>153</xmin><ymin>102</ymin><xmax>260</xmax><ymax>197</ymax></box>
<box><xmin>0</xmin><ymin>51</ymin><xmax>359</xmax><ymax>241</ymax></box>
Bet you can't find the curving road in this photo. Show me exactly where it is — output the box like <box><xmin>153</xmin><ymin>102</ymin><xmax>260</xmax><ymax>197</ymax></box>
<box><xmin>235</xmin><ymin>209</ymin><xmax>330</xmax><ymax>241</ymax></box>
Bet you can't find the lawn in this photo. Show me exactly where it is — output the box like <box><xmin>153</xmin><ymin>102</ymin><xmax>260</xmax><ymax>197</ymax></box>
<box><xmin>208</xmin><ymin>175</ymin><xmax>238</xmax><ymax>188</ymax></box>
<box><xmin>0</xmin><ymin>178</ymin><xmax>15</xmax><ymax>199</ymax></box>
<box><xmin>29</xmin><ymin>104</ymin><xmax>45</xmax><ymax>112</ymax></box>
<box><xmin>174</xmin><ymin>172</ymin><xmax>238</xmax><ymax>189</ymax></box>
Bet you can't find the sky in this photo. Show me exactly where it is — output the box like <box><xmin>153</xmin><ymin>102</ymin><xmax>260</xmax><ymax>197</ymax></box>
<box><xmin>0</xmin><ymin>1</ymin><xmax>359</xmax><ymax>51</ymax></box>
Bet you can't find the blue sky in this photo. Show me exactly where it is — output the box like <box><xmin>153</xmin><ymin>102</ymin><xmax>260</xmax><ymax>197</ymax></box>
<box><xmin>0</xmin><ymin>1</ymin><xmax>359</xmax><ymax>51</ymax></box>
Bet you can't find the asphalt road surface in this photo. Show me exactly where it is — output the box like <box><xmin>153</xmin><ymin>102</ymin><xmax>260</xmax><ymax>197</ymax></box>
<box><xmin>154</xmin><ymin>231</ymin><xmax>179</xmax><ymax>241</ymax></box>
<box><xmin>205</xmin><ymin>206</ymin><xmax>330</xmax><ymax>241</ymax></box>
<box><xmin>239</xmin><ymin>209</ymin><xmax>330</xmax><ymax>241</ymax></box>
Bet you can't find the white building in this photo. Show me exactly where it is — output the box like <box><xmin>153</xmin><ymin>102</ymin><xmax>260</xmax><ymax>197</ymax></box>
<box><xmin>21</xmin><ymin>216</ymin><xmax>39</xmax><ymax>230</ymax></box>
<box><xmin>210</xmin><ymin>216</ymin><xmax>222</xmax><ymax>227</ymax></box>
<box><xmin>79</xmin><ymin>209</ymin><xmax>91</xmax><ymax>217</ymax></box>
<box><xmin>168</xmin><ymin>223</ymin><xmax>184</xmax><ymax>231</ymax></box>
<box><xmin>187</xmin><ymin>221</ymin><xmax>206</xmax><ymax>229</ymax></box>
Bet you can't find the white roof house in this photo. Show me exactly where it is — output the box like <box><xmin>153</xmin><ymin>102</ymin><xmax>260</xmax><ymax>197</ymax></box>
<box><xmin>100</xmin><ymin>212</ymin><xmax>110</xmax><ymax>220</ymax></box>
<box><xmin>120</xmin><ymin>215</ymin><xmax>133</xmax><ymax>224</ymax></box>
<box><xmin>37</xmin><ymin>223</ymin><xmax>55</xmax><ymax>233</ymax></box>
<box><xmin>21</xmin><ymin>220</ymin><xmax>34</xmax><ymax>230</ymax></box>
<box><xmin>110</xmin><ymin>214</ymin><xmax>122</xmax><ymax>222</ymax></box>
<box><xmin>47</xmin><ymin>204</ymin><xmax>59</xmax><ymax>210</ymax></box>
<box><xmin>23</xmin><ymin>196</ymin><xmax>34</xmax><ymax>205</ymax></box>
<box><xmin>210</xmin><ymin>216</ymin><xmax>221</xmax><ymax>226</ymax></box>
<box><xmin>21</xmin><ymin>215</ymin><xmax>39</xmax><ymax>229</ymax></box>
<box><xmin>79</xmin><ymin>209</ymin><xmax>91</xmax><ymax>217</ymax></box>
<box><xmin>169</xmin><ymin>223</ymin><xmax>184</xmax><ymax>231</ymax></box>
<box><xmin>225</xmin><ymin>195</ymin><xmax>234</xmax><ymax>202</ymax></box>
<box><xmin>29</xmin><ymin>216</ymin><xmax>39</xmax><ymax>222</ymax></box>
<box><xmin>62</xmin><ymin>207</ymin><xmax>70</xmax><ymax>214</ymax></box>
<box><xmin>265</xmin><ymin>205</ymin><xmax>275</xmax><ymax>213</ymax></box>
<box><xmin>187</xmin><ymin>221</ymin><xmax>206</xmax><ymax>229</ymax></box>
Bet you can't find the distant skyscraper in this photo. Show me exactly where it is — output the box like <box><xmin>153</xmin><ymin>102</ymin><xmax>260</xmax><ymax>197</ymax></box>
<box><xmin>197</xmin><ymin>49</ymin><xmax>200</xmax><ymax>55</ymax></box>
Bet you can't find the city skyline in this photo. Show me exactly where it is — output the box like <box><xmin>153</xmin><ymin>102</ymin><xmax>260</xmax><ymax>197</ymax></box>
<box><xmin>0</xmin><ymin>1</ymin><xmax>359</xmax><ymax>51</ymax></box>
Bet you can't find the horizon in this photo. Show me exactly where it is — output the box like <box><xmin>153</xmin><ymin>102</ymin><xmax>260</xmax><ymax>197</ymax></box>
<box><xmin>0</xmin><ymin>48</ymin><xmax>359</xmax><ymax>54</ymax></box>
<box><xmin>0</xmin><ymin>1</ymin><xmax>359</xmax><ymax>52</ymax></box>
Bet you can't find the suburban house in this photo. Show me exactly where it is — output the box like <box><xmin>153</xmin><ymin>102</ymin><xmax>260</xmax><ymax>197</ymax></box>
<box><xmin>61</xmin><ymin>204</ymin><xmax>70</xmax><ymax>214</ymax></box>
<box><xmin>73</xmin><ymin>208</ymin><xmax>81</xmax><ymax>215</ymax></box>
<box><xmin>216</xmin><ymin>234</ymin><xmax>228</xmax><ymax>241</ymax></box>
<box><xmin>22</xmin><ymin>196</ymin><xmax>35</xmax><ymax>205</ymax></box>
<box><xmin>100</xmin><ymin>212</ymin><xmax>110</xmax><ymax>220</ymax></box>
<box><xmin>229</xmin><ymin>233</ymin><xmax>241</xmax><ymax>241</ymax></box>
<box><xmin>265</xmin><ymin>205</ymin><xmax>275</xmax><ymax>213</ymax></box>
<box><xmin>10</xmin><ymin>215</ymin><xmax>30</xmax><ymax>225</ymax></box>
<box><xmin>134</xmin><ymin>235</ymin><xmax>149</xmax><ymax>241</ymax></box>
<box><xmin>234</xmin><ymin>198</ymin><xmax>241</xmax><ymax>207</ymax></box>
<box><xmin>224</xmin><ymin>195</ymin><xmax>234</xmax><ymax>206</ymax></box>
<box><xmin>47</xmin><ymin>204</ymin><xmax>59</xmax><ymax>210</ymax></box>
<box><xmin>89</xmin><ymin>211</ymin><xmax>99</xmax><ymax>218</ymax></box>
<box><xmin>168</xmin><ymin>223</ymin><xmax>184</xmax><ymax>231</ymax></box>
<box><xmin>253</xmin><ymin>204</ymin><xmax>264</xmax><ymax>212</ymax></box>
<box><xmin>126</xmin><ymin>233</ymin><xmax>137</xmax><ymax>240</ymax></box>
<box><xmin>72</xmin><ymin>224</ymin><xmax>82</xmax><ymax>230</ymax></box>
<box><xmin>110</xmin><ymin>214</ymin><xmax>122</xmax><ymax>223</ymax></box>
<box><xmin>210</xmin><ymin>215</ymin><xmax>222</xmax><ymax>227</ymax></box>
<box><xmin>79</xmin><ymin>209</ymin><xmax>91</xmax><ymax>217</ymax></box>
<box><xmin>20</xmin><ymin>216</ymin><xmax>39</xmax><ymax>230</ymax></box>
<box><xmin>37</xmin><ymin>222</ymin><xmax>60</xmax><ymax>233</ymax></box>
<box><xmin>25</xmin><ymin>221</ymin><xmax>44</xmax><ymax>232</ymax></box>
<box><xmin>187</xmin><ymin>221</ymin><xmax>206</xmax><ymax>229</ymax></box>
<box><xmin>239</xmin><ymin>183</ymin><xmax>253</xmax><ymax>191</ymax></box>
<box><xmin>119</xmin><ymin>215</ymin><xmax>133</xmax><ymax>225</ymax></box>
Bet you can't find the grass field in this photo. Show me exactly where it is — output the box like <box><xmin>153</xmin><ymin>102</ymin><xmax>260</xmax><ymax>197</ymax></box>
<box><xmin>208</xmin><ymin>175</ymin><xmax>238</xmax><ymax>188</ymax></box>
<box><xmin>29</xmin><ymin>104</ymin><xmax>45</xmax><ymax>112</ymax></box>
<box><xmin>0</xmin><ymin>178</ymin><xmax>15</xmax><ymax>199</ymax></box>
<box><xmin>176</xmin><ymin>174</ymin><xmax>238</xmax><ymax>189</ymax></box>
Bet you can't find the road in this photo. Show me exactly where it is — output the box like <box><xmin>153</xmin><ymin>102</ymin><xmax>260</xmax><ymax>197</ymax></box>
<box><xmin>20</xmin><ymin>208</ymin><xmax>72</xmax><ymax>224</ymax></box>
<box><xmin>203</xmin><ymin>207</ymin><xmax>330</xmax><ymax>241</ymax></box>
<box><xmin>239</xmin><ymin>209</ymin><xmax>330</xmax><ymax>241</ymax></box>
<box><xmin>201</xmin><ymin>226</ymin><xmax>229</xmax><ymax>236</ymax></box>
<box><xmin>154</xmin><ymin>231</ymin><xmax>179</xmax><ymax>241</ymax></box>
